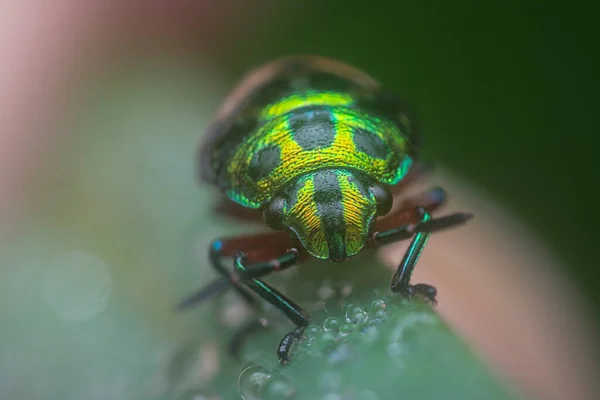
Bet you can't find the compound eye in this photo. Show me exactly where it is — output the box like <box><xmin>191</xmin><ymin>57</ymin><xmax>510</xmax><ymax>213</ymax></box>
<box><xmin>370</xmin><ymin>184</ymin><xmax>393</xmax><ymax>216</ymax></box>
<box><xmin>263</xmin><ymin>197</ymin><xmax>286</xmax><ymax>230</ymax></box>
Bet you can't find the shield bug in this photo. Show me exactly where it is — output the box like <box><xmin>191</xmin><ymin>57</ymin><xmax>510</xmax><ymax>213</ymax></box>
<box><xmin>178</xmin><ymin>55</ymin><xmax>473</xmax><ymax>363</ymax></box>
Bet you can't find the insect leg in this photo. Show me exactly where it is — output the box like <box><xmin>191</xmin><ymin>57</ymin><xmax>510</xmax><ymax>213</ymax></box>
<box><xmin>234</xmin><ymin>252</ymin><xmax>311</xmax><ymax>364</ymax></box>
<box><xmin>371</xmin><ymin>187</ymin><xmax>471</xmax><ymax>243</ymax></box>
<box><xmin>388</xmin><ymin>208</ymin><xmax>437</xmax><ymax>303</ymax></box>
<box><xmin>373</xmin><ymin>186</ymin><xmax>448</xmax><ymax>234</ymax></box>
<box><xmin>176</xmin><ymin>231</ymin><xmax>297</xmax><ymax>311</ymax></box>
<box><xmin>226</xmin><ymin>248</ymin><xmax>304</xmax><ymax>359</ymax></box>
<box><xmin>370</xmin><ymin>188</ymin><xmax>473</xmax><ymax>303</ymax></box>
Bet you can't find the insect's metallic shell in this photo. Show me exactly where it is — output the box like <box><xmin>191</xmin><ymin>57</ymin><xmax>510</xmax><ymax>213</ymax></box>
<box><xmin>199</xmin><ymin>55</ymin><xmax>419</xmax><ymax>209</ymax></box>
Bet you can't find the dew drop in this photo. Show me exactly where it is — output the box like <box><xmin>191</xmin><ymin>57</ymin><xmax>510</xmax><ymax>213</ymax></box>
<box><xmin>368</xmin><ymin>317</ymin><xmax>385</xmax><ymax>326</ymax></box>
<box><xmin>339</xmin><ymin>323</ymin><xmax>354</xmax><ymax>337</ymax></box>
<box><xmin>304</xmin><ymin>325</ymin><xmax>322</xmax><ymax>342</ymax></box>
<box><xmin>263</xmin><ymin>376</ymin><xmax>296</xmax><ymax>399</ymax></box>
<box><xmin>314</xmin><ymin>331</ymin><xmax>337</xmax><ymax>353</ymax></box>
<box><xmin>238</xmin><ymin>365</ymin><xmax>272</xmax><ymax>400</ymax></box>
<box><xmin>323</xmin><ymin>317</ymin><xmax>340</xmax><ymax>332</ymax></box>
<box><xmin>368</xmin><ymin>299</ymin><xmax>387</xmax><ymax>315</ymax></box>
<box><xmin>345</xmin><ymin>306</ymin><xmax>368</xmax><ymax>325</ymax></box>
<box><xmin>361</xmin><ymin>323</ymin><xmax>380</xmax><ymax>344</ymax></box>
<box><xmin>373</xmin><ymin>310</ymin><xmax>388</xmax><ymax>320</ymax></box>
<box><xmin>342</xmin><ymin>303</ymin><xmax>355</xmax><ymax>316</ymax></box>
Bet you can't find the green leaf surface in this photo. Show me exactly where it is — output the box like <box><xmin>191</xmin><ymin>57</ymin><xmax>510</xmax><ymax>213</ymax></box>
<box><xmin>180</xmin><ymin>264</ymin><xmax>518</xmax><ymax>400</ymax></box>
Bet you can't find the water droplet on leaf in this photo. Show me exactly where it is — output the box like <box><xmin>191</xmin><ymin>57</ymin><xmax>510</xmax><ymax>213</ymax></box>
<box><xmin>345</xmin><ymin>306</ymin><xmax>368</xmax><ymax>325</ymax></box>
<box><xmin>339</xmin><ymin>323</ymin><xmax>354</xmax><ymax>337</ymax></box>
<box><xmin>304</xmin><ymin>325</ymin><xmax>322</xmax><ymax>342</ymax></box>
<box><xmin>314</xmin><ymin>331</ymin><xmax>337</xmax><ymax>353</ymax></box>
<box><xmin>368</xmin><ymin>299</ymin><xmax>386</xmax><ymax>315</ymax></box>
<box><xmin>361</xmin><ymin>323</ymin><xmax>380</xmax><ymax>344</ymax></box>
<box><xmin>323</xmin><ymin>317</ymin><xmax>340</xmax><ymax>332</ymax></box>
<box><xmin>263</xmin><ymin>376</ymin><xmax>296</xmax><ymax>399</ymax></box>
<box><xmin>238</xmin><ymin>365</ymin><xmax>272</xmax><ymax>400</ymax></box>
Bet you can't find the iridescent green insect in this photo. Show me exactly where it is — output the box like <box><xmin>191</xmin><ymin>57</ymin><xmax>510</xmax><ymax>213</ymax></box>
<box><xmin>178</xmin><ymin>55</ymin><xmax>472</xmax><ymax>363</ymax></box>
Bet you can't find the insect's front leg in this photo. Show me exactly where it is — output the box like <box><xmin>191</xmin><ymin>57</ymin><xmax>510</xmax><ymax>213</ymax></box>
<box><xmin>233</xmin><ymin>251</ymin><xmax>311</xmax><ymax>364</ymax></box>
<box><xmin>177</xmin><ymin>230</ymin><xmax>311</xmax><ymax>362</ymax></box>
<box><xmin>177</xmin><ymin>230</ymin><xmax>298</xmax><ymax>310</ymax></box>
<box><xmin>225</xmin><ymin>247</ymin><xmax>306</xmax><ymax>358</ymax></box>
<box><xmin>370</xmin><ymin>187</ymin><xmax>473</xmax><ymax>304</ymax></box>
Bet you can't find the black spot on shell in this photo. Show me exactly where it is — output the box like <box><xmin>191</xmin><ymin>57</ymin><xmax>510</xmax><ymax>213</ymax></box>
<box><xmin>312</xmin><ymin>169</ymin><xmax>346</xmax><ymax>262</ymax></box>
<box><xmin>289</xmin><ymin>109</ymin><xmax>337</xmax><ymax>151</ymax></box>
<box><xmin>312</xmin><ymin>169</ymin><xmax>343</xmax><ymax>204</ymax></box>
<box><xmin>353</xmin><ymin>128</ymin><xmax>389</xmax><ymax>159</ymax></box>
<box><xmin>248</xmin><ymin>145</ymin><xmax>281</xmax><ymax>181</ymax></box>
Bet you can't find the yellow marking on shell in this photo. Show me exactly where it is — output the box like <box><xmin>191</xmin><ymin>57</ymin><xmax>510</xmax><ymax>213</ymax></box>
<box><xmin>227</xmin><ymin>106</ymin><xmax>409</xmax><ymax>207</ymax></box>
<box><xmin>284</xmin><ymin>176</ymin><xmax>327</xmax><ymax>257</ymax></box>
<box><xmin>338</xmin><ymin>172</ymin><xmax>376</xmax><ymax>256</ymax></box>
<box><xmin>328</xmin><ymin>111</ymin><xmax>390</xmax><ymax>173</ymax></box>
<box><xmin>259</xmin><ymin>91</ymin><xmax>353</xmax><ymax>121</ymax></box>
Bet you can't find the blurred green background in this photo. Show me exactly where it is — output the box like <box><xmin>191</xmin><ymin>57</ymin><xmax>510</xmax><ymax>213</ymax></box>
<box><xmin>211</xmin><ymin>0</ymin><xmax>599</xmax><ymax>312</ymax></box>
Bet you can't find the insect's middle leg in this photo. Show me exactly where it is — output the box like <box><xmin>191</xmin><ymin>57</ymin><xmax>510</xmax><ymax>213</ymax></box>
<box><xmin>370</xmin><ymin>187</ymin><xmax>473</xmax><ymax>303</ymax></box>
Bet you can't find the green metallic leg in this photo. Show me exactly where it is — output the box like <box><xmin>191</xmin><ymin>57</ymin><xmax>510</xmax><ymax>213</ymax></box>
<box><xmin>234</xmin><ymin>251</ymin><xmax>311</xmax><ymax>364</ymax></box>
<box><xmin>388</xmin><ymin>208</ymin><xmax>437</xmax><ymax>303</ymax></box>
<box><xmin>176</xmin><ymin>239</ymin><xmax>256</xmax><ymax>311</ymax></box>
<box><xmin>220</xmin><ymin>247</ymin><xmax>305</xmax><ymax>360</ymax></box>
<box><xmin>372</xmin><ymin>211</ymin><xmax>473</xmax><ymax>245</ymax></box>
<box><xmin>382</xmin><ymin>211</ymin><xmax>471</xmax><ymax>303</ymax></box>
<box><xmin>177</xmin><ymin>232</ymin><xmax>308</xmax><ymax>361</ymax></box>
<box><xmin>371</xmin><ymin>187</ymin><xmax>473</xmax><ymax>304</ymax></box>
<box><xmin>225</xmin><ymin>248</ymin><xmax>303</xmax><ymax>359</ymax></box>
<box><xmin>234</xmin><ymin>248</ymin><xmax>300</xmax><ymax>280</ymax></box>
<box><xmin>176</xmin><ymin>231</ymin><xmax>298</xmax><ymax>311</ymax></box>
